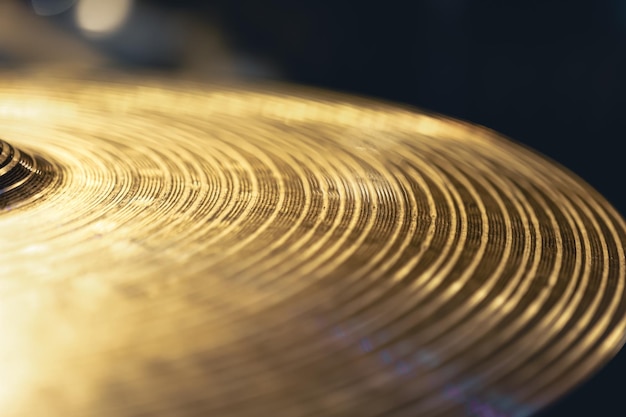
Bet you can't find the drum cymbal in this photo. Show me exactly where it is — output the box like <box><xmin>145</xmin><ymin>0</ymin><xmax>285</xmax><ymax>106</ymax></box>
<box><xmin>1</xmin><ymin>76</ymin><xmax>625</xmax><ymax>417</ymax></box>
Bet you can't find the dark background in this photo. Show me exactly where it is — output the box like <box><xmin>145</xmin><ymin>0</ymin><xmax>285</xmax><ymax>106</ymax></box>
<box><xmin>2</xmin><ymin>0</ymin><xmax>625</xmax><ymax>415</ymax></box>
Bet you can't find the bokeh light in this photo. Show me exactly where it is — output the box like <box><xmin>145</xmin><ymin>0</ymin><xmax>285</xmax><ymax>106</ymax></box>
<box><xmin>31</xmin><ymin>0</ymin><xmax>76</xmax><ymax>16</ymax></box>
<box><xmin>75</xmin><ymin>0</ymin><xmax>133</xmax><ymax>37</ymax></box>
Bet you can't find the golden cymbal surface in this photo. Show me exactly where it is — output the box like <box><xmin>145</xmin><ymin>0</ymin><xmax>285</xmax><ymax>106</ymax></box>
<box><xmin>0</xmin><ymin>77</ymin><xmax>625</xmax><ymax>417</ymax></box>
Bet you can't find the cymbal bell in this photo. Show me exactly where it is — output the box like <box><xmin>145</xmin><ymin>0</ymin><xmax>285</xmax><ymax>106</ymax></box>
<box><xmin>0</xmin><ymin>76</ymin><xmax>625</xmax><ymax>417</ymax></box>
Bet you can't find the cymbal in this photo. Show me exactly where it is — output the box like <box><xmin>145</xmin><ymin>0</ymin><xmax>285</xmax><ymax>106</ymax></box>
<box><xmin>1</xmin><ymin>76</ymin><xmax>625</xmax><ymax>417</ymax></box>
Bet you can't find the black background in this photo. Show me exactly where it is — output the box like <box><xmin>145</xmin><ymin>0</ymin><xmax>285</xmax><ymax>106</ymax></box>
<box><xmin>3</xmin><ymin>0</ymin><xmax>625</xmax><ymax>415</ymax></box>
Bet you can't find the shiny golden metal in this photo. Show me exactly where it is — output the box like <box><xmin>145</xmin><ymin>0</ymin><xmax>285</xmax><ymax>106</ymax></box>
<box><xmin>0</xmin><ymin>77</ymin><xmax>625</xmax><ymax>417</ymax></box>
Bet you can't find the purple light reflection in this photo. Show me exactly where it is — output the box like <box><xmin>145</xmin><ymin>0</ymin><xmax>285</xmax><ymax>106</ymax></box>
<box><xmin>322</xmin><ymin>318</ymin><xmax>535</xmax><ymax>417</ymax></box>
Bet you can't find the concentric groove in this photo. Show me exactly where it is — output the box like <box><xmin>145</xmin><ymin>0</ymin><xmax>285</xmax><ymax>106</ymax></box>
<box><xmin>0</xmin><ymin>77</ymin><xmax>625</xmax><ymax>417</ymax></box>
<box><xmin>0</xmin><ymin>139</ymin><xmax>56</xmax><ymax>208</ymax></box>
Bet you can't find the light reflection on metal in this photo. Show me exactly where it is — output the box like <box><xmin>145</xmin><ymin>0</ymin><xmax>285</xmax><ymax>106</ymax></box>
<box><xmin>0</xmin><ymin>77</ymin><xmax>625</xmax><ymax>416</ymax></box>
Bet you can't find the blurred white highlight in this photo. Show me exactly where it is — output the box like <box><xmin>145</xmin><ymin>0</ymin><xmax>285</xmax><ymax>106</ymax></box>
<box><xmin>75</xmin><ymin>0</ymin><xmax>133</xmax><ymax>36</ymax></box>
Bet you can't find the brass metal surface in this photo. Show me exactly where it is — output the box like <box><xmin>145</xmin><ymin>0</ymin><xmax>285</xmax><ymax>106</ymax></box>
<box><xmin>0</xmin><ymin>77</ymin><xmax>625</xmax><ymax>417</ymax></box>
